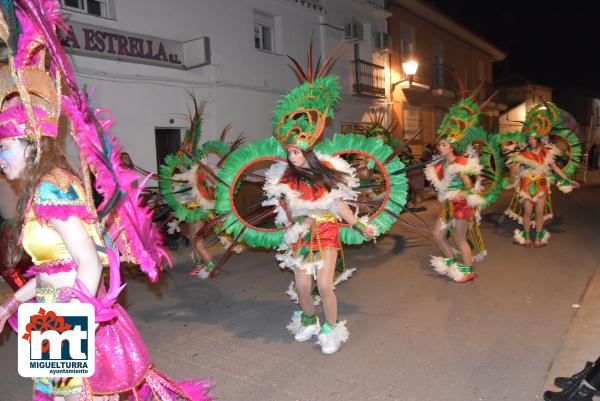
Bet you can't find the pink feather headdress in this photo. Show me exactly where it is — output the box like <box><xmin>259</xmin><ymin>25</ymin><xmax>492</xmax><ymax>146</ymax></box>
<box><xmin>0</xmin><ymin>0</ymin><xmax>169</xmax><ymax>279</ymax></box>
<box><xmin>0</xmin><ymin>103</ymin><xmax>58</xmax><ymax>140</ymax></box>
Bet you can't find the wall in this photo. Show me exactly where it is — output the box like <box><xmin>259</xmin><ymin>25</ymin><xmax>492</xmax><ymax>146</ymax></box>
<box><xmin>387</xmin><ymin>2</ymin><xmax>498</xmax><ymax>154</ymax></box>
<box><xmin>63</xmin><ymin>0</ymin><xmax>388</xmax><ymax>170</ymax></box>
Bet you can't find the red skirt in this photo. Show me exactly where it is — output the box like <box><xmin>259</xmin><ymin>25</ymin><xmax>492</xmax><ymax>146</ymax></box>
<box><xmin>441</xmin><ymin>199</ymin><xmax>474</xmax><ymax>222</ymax></box>
<box><xmin>292</xmin><ymin>221</ymin><xmax>340</xmax><ymax>252</ymax></box>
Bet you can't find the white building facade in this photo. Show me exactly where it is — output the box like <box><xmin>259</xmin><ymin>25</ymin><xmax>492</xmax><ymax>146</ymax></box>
<box><xmin>57</xmin><ymin>0</ymin><xmax>391</xmax><ymax>171</ymax></box>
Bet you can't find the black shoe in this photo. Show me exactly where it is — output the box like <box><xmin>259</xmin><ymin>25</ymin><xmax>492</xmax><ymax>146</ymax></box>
<box><xmin>544</xmin><ymin>383</ymin><xmax>596</xmax><ymax>401</ymax></box>
<box><xmin>555</xmin><ymin>362</ymin><xmax>594</xmax><ymax>389</ymax></box>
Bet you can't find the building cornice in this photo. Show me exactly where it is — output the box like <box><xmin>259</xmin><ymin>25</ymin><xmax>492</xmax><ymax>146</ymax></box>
<box><xmin>350</xmin><ymin>0</ymin><xmax>390</xmax><ymax>17</ymax></box>
<box><xmin>277</xmin><ymin>0</ymin><xmax>326</xmax><ymax>14</ymax></box>
<box><xmin>391</xmin><ymin>0</ymin><xmax>507</xmax><ymax>61</ymax></box>
<box><xmin>276</xmin><ymin>0</ymin><xmax>389</xmax><ymax>17</ymax></box>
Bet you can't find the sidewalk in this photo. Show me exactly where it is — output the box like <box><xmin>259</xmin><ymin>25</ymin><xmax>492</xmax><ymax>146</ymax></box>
<box><xmin>543</xmin><ymin>267</ymin><xmax>600</xmax><ymax>395</ymax></box>
<box><xmin>542</xmin><ymin>168</ymin><xmax>600</xmax><ymax>397</ymax></box>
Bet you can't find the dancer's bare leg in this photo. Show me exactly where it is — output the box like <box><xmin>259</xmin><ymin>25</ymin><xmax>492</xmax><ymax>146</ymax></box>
<box><xmin>522</xmin><ymin>199</ymin><xmax>533</xmax><ymax>233</ymax></box>
<box><xmin>453</xmin><ymin>219</ymin><xmax>472</xmax><ymax>265</ymax></box>
<box><xmin>534</xmin><ymin>195</ymin><xmax>547</xmax><ymax>246</ymax></box>
<box><xmin>535</xmin><ymin>196</ymin><xmax>546</xmax><ymax>233</ymax></box>
<box><xmin>315</xmin><ymin>248</ymin><xmax>349</xmax><ymax>354</ymax></box>
<box><xmin>316</xmin><ymin>248</ymin><xmax>338</xmax><ymax>325</ymax></box>
<box><xmin>192</xmin><ymin>221</ymin><xmax>213</xmax><ymax>264</ymax></box>
<box><xmin>293</xmin><ymin>268</ymin><xmax>315</xmax><ymax>317</ymax></box>
<box><xmin>186</xmin><ymin>221</ymin><xmax>212</xmax><ymax>276</ymax></box>
<box><xmin>432</xmin><ymin>218</ymin><xmax>454</xmax><ymax>259</ymax></box>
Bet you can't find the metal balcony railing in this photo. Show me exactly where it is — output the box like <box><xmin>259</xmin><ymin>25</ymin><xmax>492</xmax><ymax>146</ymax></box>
<box><xmin>430</xmin><ymin>64</ymin><xmax>506</xmax><ymax>106</ymax></box>
<box><xmin>352</xmin><ymin>59</ymin><xmax>386</xmax><ymax>98</ymax></box>
<box><xmin>431</xmin><ymin>63</ymin><xmax>461</xmax><ymax>93</ymax></box>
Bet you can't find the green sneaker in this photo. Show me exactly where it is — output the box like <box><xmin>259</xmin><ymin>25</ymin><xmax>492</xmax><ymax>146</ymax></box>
<box><xmin>319</xmin><ymin>321</ymin><xmax>334</xmax><ymax>335</ymax></box>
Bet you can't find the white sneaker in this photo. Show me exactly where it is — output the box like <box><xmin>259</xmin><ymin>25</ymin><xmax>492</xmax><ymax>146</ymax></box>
<box><xmin>294</xmin><ymin>318</ymin><xmax>320</xmax><ymax>342</ymax></box>
<box><xmin>195</xmin><ymin>268</ymin><xmax>210</xmax><ymax>280</ymax></box>
<box><xmin>195</xmin><ymin>262</ymin><xmax>217</xmax><ymax>280</ymax></box>
<box><xmin>286</xmin><ymin>311</ymin><xmax>303</xmax><ymax>335</ymax></box>
<box><xmin>317</xmin><ymin>321</ymin><xmax>349</xmax><ymax>354</ymax></box>
<box><xmin>318</xmin><ymin>332</ymin><xmax>339</xmax><ymax>354</ymax></box>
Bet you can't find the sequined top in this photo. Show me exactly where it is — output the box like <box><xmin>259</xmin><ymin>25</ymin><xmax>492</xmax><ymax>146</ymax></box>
<box><xmin>21</xmin><ymin>168</ymin><xmax>107</xmax><ymax>274</ymax></box>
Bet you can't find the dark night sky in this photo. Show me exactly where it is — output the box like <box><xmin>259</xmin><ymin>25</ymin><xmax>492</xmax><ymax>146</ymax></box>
<box><xmin>430</xmin><ymin>1</ymin><xmax>599</xmax><ymax>95</ymax></box>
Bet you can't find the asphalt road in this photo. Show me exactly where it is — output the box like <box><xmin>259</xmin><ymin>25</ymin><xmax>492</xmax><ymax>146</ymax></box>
<box><xmin>2</xmin><ymin>174</ymin><xmax>599</xmax><ymax>401</ymax></box>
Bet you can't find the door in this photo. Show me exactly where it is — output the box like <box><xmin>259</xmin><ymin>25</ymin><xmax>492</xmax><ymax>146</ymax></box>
<box><xmin>155</xmin><ymin>128</ymin><xmax>182</xmax><ymax>171</ymax></box>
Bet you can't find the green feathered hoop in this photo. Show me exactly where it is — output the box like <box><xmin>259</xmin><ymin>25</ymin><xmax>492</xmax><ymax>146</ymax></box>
<box><xmin>315</xmin><ymin>133</ymin><xmax>408</xmax><ymax>245</ymax></box>
<box><xmin>550</xmin><ymin>128</ymin><xmax>582</xmax><ymax>180</ymax></box>
<box><xmin>158</xmin><ymin>151</ymin><xmax>210</xmax><ymax>223</ymax></box>
<box><xmin>214</xmin><ymin>133</ymin><xmax>409</xmax><ymax>248</ymax></box>
<box><xmin>201</xmin><ymin>140</ymin><xmax>231</xmax><ymax>159</ymax></box>
<box><xmin>214</xmin><ymin>137</ymin><xmax>287</xmax><ymax>249</ymax></box>
<box><xmin>456</xmin><ymin>127</ymin><xmax>505</xmax><ymax>208</ymax></box>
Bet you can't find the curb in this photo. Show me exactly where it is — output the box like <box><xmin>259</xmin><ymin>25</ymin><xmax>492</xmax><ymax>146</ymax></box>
<box><xmin>543</xmin><ymin>267</ymin><xmax>600</xmax><ymax>393</ymax></box>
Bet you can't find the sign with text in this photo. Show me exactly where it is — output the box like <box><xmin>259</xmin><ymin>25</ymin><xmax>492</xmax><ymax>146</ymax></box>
<box><xmin>18</xmin><ymin>303</ymin><xmax>95</xmax><ymax>378</ymax></box>
<box><xmin>61</xmin><ymin>22</ymin><xmax>209</xmax><ymax>69</ymax></box>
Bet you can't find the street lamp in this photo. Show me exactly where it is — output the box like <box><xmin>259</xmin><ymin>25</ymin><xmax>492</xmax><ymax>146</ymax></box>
<box><xmin>402</xmin><ymin>59</ymin><xmax>419</xmax><ymax>85</ymax></box>
<box><xmin>392</xmin><ymin>58</ymin><xmax>420</xmax><ymax>91</ymax></box>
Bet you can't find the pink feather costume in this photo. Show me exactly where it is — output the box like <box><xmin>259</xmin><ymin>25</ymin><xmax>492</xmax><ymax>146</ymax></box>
<box><xmin>0</xmin><ymin>1</ymin><xmax>213</xmax><ymax>399</ymax></box>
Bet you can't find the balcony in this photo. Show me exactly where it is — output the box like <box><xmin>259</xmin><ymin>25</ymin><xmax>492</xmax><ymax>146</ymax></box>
<box><xmin>352</xmin><ymin>59</ymin><xmax>386</xmax><ymax>98</ymax></box>
<box><xmin>476</xmin><ymin>81</ymin><xmax>508</xmax><ymax>111</ymax></box>
<box><xmin>431</xmin><ymin>63</ymin><xmax>460</xmax><ymax>97</ymax></box>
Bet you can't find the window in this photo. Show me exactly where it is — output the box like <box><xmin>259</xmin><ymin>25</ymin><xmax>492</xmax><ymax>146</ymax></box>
<box><xmin>61</xmin><ymin>0</ymin><xmax>111</xmax><ymax>18</ymax></box>
<box><xmin>254</xmin><ymin>22</ymin><xmax>273</xmax><ymax>52</ymax></box>
<box><xmin>254</xmin><ymin>11</ymin><xmax>275</xmax><ymax>53</ymax></box>
<box><xmin>433</xmin><ymin>55</ymin><xmax>444</xmax><ymax>89</ymax></box>
<box><xmin>398</xmin><ymin>23</ymin><xmax>414</xmax><ymax>57</ymax></box>
<box><xmin>403</xmin><ymin>103</ymin><xmax>422</xmax><ymax>141</ymax></box>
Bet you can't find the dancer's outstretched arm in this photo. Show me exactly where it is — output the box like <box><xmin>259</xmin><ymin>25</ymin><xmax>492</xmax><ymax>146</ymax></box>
<box><xmin>0</xmin><ymin>279</ymin><xmax>37</xmax><ymax>332</ymax></box>
<box><xmin>338</xmin><ymin>201</ymin><xmax>375</xmax><ymax>238</ymax></box>
<box><xmin>550</xmin><ymin>161</ymin><xmax>580</xmax><ymax>188</ymax></box>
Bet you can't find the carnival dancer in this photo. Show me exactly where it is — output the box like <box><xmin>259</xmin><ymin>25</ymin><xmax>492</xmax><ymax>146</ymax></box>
<box><xmin>267</xmin><ymin>144</ymin><xmax>376</xmax><ymax>354</ymax></box>
<box><xmin>264</xmin><ymin>105</ymin><xmax>375</xmax><ymax>355</ymax></box>
<box><xmin>425</xmin><ymin>139</ymin><xmax>484</xmax><ymax>283</ymax></box>
<box><xmin>504</xmin><ymin>102</ymin><xmax>580</xmax><ymax>247</ymax></box>
<box><xmin>210</xmin><ymin>44</ymin><xmax>408</xmax><ymax>354</ymax></box>
<box><xmin>158</xmin><ymin>97</ymin><xmax>244</xmax><ymax>279</ymax></box>
<box><xmin>425</xmin><ymin>87</ymin><xmax>504</xmax><ymax>283</ymax></box>
<box><xmin>0</xmin><ymin>1</ymin><xmax>212</xmax><ymax>399</ymax></box>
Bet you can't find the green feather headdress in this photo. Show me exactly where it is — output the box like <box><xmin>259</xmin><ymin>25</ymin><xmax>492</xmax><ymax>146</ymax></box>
<box><xmin>522</xmin><ymin>101</ymin><xmax>562</xmax><ymax>138</ymax></box>
<box><xmin>273</xmin><ymin>37</ymin><xmax>341</xmax><ymax>150</ymax></box>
